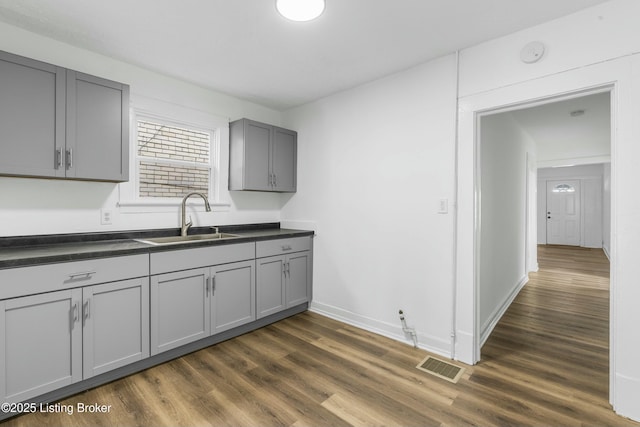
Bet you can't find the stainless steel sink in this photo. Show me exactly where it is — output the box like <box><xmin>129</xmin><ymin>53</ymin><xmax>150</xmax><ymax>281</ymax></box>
<box><xmin>135</xmin><ymin>233</ymin><xmax>241</xmax><ymax>246</ymax></box>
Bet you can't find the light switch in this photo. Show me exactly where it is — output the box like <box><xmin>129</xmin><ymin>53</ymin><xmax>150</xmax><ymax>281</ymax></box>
<box><xmin>438</xmin><ymin>199</ymin><xmax>448</xmax><ymax>214</ymax></box>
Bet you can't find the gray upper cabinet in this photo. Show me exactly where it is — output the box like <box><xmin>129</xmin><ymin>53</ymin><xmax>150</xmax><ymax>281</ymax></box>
<box><xmin>272</xmin><ymin>127</ymin><xmax>297</xmax><ymax>192</ymax></box>
<box><xmin>0</xmin><ymin>51</ymin><xmax>65</xmax><ymax>178</ymax></box>
<box><xmin>66</xmin><ymin>71</ymin><xmax>129</xmax><ymax>181</ymax></box>
<box><xmin>229</xmin><ymin>118</ymin><xmax>297</xmax><ymax>192</ymax></box>
<box><xmin>0</xmin><ymin>50</ymin><xmax>129</xmax><ymax>182</ymax></box>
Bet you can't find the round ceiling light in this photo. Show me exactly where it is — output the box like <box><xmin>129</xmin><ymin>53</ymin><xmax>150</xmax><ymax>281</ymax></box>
<box><xmin>276</xmin><ymin>0</ymin><xmax>325</xmax><ymax>22</ymax></box>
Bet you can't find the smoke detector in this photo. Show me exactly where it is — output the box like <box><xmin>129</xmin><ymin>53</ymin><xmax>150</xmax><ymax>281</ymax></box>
<box><xmin>520</xmin><ymin>41</ymin><xmax>545</xmax><ymax>64</ymax></box>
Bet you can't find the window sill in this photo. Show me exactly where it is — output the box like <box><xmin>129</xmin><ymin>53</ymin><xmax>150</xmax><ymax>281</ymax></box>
<box><xmin>118</xmin><ymin>199</ymin><xmax>231</xmax><ymax>214</ymax></box>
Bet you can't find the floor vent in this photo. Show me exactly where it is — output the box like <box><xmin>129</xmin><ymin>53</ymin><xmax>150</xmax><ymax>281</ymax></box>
<box><xmin>416</xmin><ymin>356</ymin><xmax>465</xmax><ymax>383</ymax></box>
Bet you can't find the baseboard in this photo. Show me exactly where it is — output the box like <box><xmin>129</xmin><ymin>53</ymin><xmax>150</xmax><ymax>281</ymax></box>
<box><xmin>614</xmin><ymin>373</ymin><xmax>640</xmax><ymax>422</ymax></box>
<box><xmin>309</xmin><ymin>301</ymin><xmax>451</xmax><ymax>358</ymax></box>
<box><xmin>603</xmin><ymin>244</ymin><xmax>611</xmax><ymax>261</ymax></box>
<box><xmin>454</xmin><ymin>330</ymin><xmax>476</xmax><ymax>365</ymax></box>
<box><xmin>480</xmin><ymin>274</ymin><xmax>529</xmax><ymax>347</ymax></box>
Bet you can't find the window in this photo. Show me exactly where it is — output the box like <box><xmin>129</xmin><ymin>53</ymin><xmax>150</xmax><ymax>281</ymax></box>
<box><xmin>552</xmin><ymin>183</ymin><xmax>576</xmax><ymax>193</ymax></box>
<box><xmin>136</xmin><ymin>119</ymin><xmax>212</xmax><ymax>198</ymax></box>
<box><xmin>118</xmin><ymin>97</ymin><xmax>229</xmax><ymax>211</ymax></box>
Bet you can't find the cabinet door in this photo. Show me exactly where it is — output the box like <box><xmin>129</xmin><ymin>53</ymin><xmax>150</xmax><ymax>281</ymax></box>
<box><xmin>66</xmin><ymin>71</ymin><xmax>129</xmax><ymax>182</ymax></box>
<box><xmin>0</xmin><ymin>289</ymin><xmax>82</xmax><ymax>403</ymax></box>
<box><xmin>151</xmin><ymin>268</ymin><xmax>210</xmax><ymax>355</ymax></box>
<box><xmin>272</xmin><ymin>127</ymin><xmax>297</xmax><ymax>192</ymax></box>
<box><xmin>286</xmin><ymin>251</ymin><xmax>310</xmax><ymax>307</ymax></box>
<box><xmin>243</xmin><ymin>120</ymin><xmax>272</xmax><ymax>191</ymax></box>
<box><xmin>211</xmin><ymin>260</ymin><xmax>255</xmax><ymax>334</ymax></box>
<box><xmin>256</xmin><ymin>255</ymin><xmax>286</xmax><ymax>319</ymax></box>
<box><xmin>83</xmin><ymin>278</ymin><xmax>150</xmax><ymax>378</ymax></box>
<box><xmin>0</xmin><ymin>51</ymin><xmax>65</xmax><ymax>178</ymax></box>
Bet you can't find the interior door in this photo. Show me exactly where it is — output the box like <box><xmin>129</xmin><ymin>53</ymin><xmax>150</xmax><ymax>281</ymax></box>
<box><xmin>546</xmin><ymin>180</ymin><xmax>581</xmax><ymax>246</ymax></box>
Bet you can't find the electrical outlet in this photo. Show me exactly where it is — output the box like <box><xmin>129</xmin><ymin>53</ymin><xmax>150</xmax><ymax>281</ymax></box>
<box><xmin>101</xmin><ymin>209</ymin><xmax>113</xmax><ymax>225</ymax></box>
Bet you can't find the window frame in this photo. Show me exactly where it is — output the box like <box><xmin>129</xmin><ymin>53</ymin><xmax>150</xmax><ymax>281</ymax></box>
<box><xmin>118</xmin><ymin>96</ymin><xmax>230</xmax><ymax>213</ymax></box>
<box><xmin>135</xmin><ymin>114</ymin><xmax>214</xmax><ymax>200</ymax></box>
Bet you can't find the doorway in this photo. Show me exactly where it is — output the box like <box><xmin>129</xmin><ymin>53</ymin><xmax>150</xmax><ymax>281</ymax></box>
<box><xmin>477</xmin><ymin>91</ymin><xmax>611</xmax><ymax>351</ymax></box>
<box><xmin>455</xmin><ymin>56</ymin><xmax>635</xmax><ymax>416</ymax></box>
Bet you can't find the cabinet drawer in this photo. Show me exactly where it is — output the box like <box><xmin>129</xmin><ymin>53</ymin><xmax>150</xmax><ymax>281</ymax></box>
<box><xmin>256</xmin><ymin>236</ymin><xmax>311</xmax><ymax>258</ymax></box>
<box><xmin>0</xmin><ymin>254</ymin><xmax>149</xmax><ymax>300</ymax></box>
<box><xmin>150</xmin><ymin>242</ymin><xmax>255</xmax><ymax>275</ymax></box>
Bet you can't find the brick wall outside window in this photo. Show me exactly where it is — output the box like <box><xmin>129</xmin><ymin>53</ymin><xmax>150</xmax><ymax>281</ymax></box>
<box><xmin>137</xmin><ymin>120</ymin><xmax>211</xmax><ymax>198</ymax></box>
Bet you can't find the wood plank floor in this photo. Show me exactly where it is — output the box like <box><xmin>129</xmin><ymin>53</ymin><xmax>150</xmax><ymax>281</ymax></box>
<box><xmin>3</xmin><ymin>245</ymin><xmax>638</xmax><ymax>426</ymax></box>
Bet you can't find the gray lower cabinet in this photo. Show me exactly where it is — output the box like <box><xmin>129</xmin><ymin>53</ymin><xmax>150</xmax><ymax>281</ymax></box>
<box><xmin>150</xmin><ymin>268</ymin><xmax>210</xmax><ymax>355</ymax></box>
<box><xmin>0</xmin><ymin>50</ymin><xmax>129</xmax><ymax>182</ymax></box>
<box><xmin>256</xmin><ymin>256</ymin><xmax>286</xmax><ymax>318</ymax></box>
<box><xmin>229</xmin><ymin>118</ymin><xmax>297</xmax><ymax>192</ymax></box>
<box><xmin>0</xmin><ymin>289</ymin><xmax>82</xmax><ymax>403</ymax></box>
<box><xmin>211</xmin><ymin>260</ymin><xmax>256</xmax><ymax>334</ymax></box>
<box><xmin>256</xmin><ymin>237</ymin><xmax>312</xmax><ymax>319</ymax></box>
<box><xmin>150</xmin><ymin>258</ymin><xmax>256</xmax><ymax>355</ymax></box>
<box><xmin>0</xmin><ymin>277</ymin><xmax>149</xmax><ymax>403</ymax></box>
<box><xmin>82</xmin><ymin>278</ymin><xmax>149</xmax><ymax>378</ymax></box>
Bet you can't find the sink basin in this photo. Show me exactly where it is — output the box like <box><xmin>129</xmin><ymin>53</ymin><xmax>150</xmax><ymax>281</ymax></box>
<box><xmin>135</xmin><ymin>233</ymin><xmax>241</xmax><ymax>246</ymax></box>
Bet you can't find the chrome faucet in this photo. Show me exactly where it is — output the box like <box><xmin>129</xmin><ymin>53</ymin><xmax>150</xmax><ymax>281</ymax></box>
<box><xmin>180</xmin><ymin>192</ymin><xmax>211</xmax><ymax>236</ymax></box>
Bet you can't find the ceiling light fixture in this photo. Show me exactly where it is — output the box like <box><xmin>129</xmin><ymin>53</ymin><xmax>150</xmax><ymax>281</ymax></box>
<box><xmin>276</xmin><ymin>0</ymin><xmax>325</xmax><ymax>22</ymax></box>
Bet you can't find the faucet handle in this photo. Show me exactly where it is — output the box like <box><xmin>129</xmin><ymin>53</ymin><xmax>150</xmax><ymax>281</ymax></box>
<box><xmin>186</xmin><ymin>215</ymin><xmax>193</xmax><ymax>228</ymax></box>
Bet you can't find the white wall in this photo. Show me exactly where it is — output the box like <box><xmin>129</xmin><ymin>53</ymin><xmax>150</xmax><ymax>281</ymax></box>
<box><xmin>0</xmin><ymin>21</ymin><xmax>287</xmax><ymax>236</ymax></box>
<box><xmin>537</xmin><ymin>164</ymin><xmax>605</xmax><ymax>247</ymax></box>
<box><xmin>479</xmin><ymin>113</ymin><xmax>535</xmax><ymax>344</ymax></box>
<box><xmin>282</xmin><ymin>55</ymin><xmax>458</xmax><ymax>356</ymax></box>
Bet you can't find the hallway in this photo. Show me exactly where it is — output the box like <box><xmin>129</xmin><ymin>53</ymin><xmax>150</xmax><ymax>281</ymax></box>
<box><xmin>478</xmin><ymin>244</ymin><xmax>621</xmax><ymax>424</ymax></box>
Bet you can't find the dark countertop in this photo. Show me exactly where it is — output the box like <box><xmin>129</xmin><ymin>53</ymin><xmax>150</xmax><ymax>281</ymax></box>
<box><xmin>0</xmin><ymin>223</ymin><xmax>314</xmax><ymax>269</ymax></box>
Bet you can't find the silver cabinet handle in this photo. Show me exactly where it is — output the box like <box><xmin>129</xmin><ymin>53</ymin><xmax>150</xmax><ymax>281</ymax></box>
<box><xmin>211</xmin><ymin>275</ymin><xmax>216</xmax><ymax>295</ymax></box>
<box><xmin>68</xmin><ymin>271</ymin><xmax>96</xmax><ymax>280</ymax></box>
<box><xmin>66</xmin><ymin>148</ymin><xmax>73</xmax><ymax>169</ymax></box>
<box><xmin>206</xmin><ymin>277</ymin><xmax>210</xmax><ymax>297</ymax></box>
<box><xmin>55</xmin><ymin>148</ymin><xmax>62</xmax><ymax>169</ymax></box>
<box><xmin>273</xmin><ymin>173</ymin><xmax>277</xmax><ymax>187</ymax></box>
<box><xmin>83</xmin><ymin>299</ymin><xmax>90</xmax><ymax>324</ymax></box>
<box><xmin>70</xmin><ymin>302</ymin><xmax>79</xmax><ymax>331</ymax></box>
<box><xmin>281</xmin><ymin>245</ymin><xmax>292</xmax><ymax>251</ymax></box>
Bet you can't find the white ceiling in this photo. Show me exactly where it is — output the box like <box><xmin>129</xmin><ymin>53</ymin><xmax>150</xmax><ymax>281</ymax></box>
<box><xmin>0</xmin><ymin>0</ymin><xmax>610</xmax><ymax>111</ymax></box>
<box><xmin>510</xmin><ymin>92</ymin><xmax>611</xmax><ymax>166</ymax></box>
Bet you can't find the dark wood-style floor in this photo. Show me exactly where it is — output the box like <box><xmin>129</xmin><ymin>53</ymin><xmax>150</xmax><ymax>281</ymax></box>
<box><xmin>4</xmin><ymin>245</ymin><xmax>638</xmax><ymax>426</ymax></box>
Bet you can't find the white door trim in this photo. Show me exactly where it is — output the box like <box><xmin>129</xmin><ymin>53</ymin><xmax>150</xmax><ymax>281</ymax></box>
<box><xmin>455</xmin><ymin>57</ymin><xmax>629</xmax><ymax>412</ymax></box>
